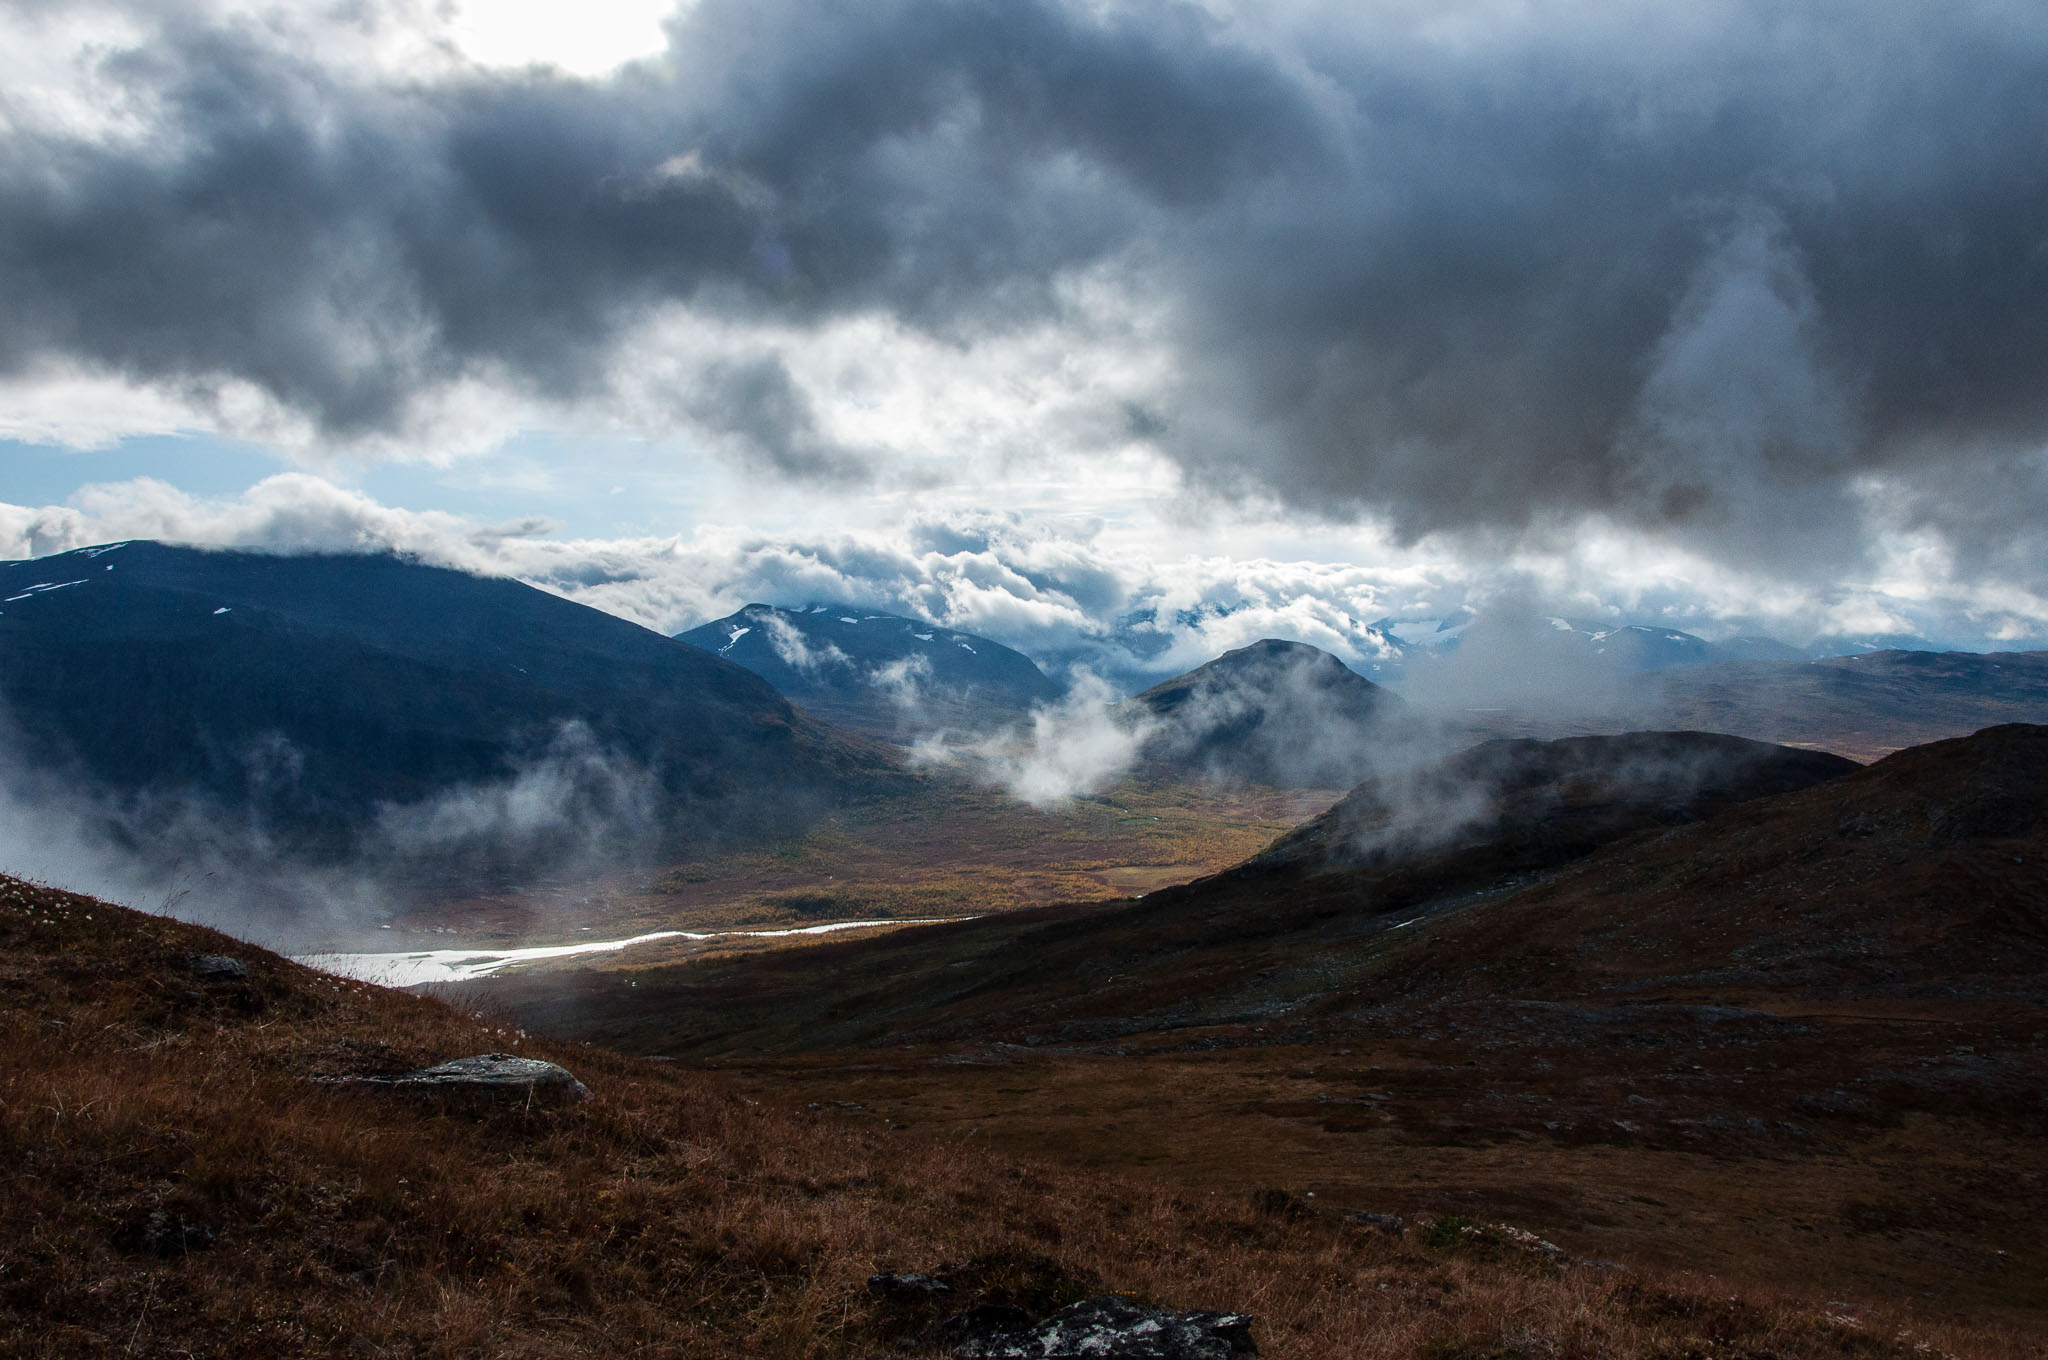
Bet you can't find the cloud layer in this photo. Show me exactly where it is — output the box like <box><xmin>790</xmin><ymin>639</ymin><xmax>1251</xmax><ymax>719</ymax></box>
<box><xmin>8</xmin><ymin>473</ymin><xmax>2043</xmax><ymax>697</ymax></box>
<box><xmin>3</xmin><ymin>0</ymin><xmax>2047</xmax><ymax>600</ymax></box>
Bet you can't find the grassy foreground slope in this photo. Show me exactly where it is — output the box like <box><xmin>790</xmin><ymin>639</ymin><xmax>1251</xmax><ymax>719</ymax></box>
<box><xmin>1</xmin><ymin>877</ymin><xmax>2026</xmax><ymax>1359</ymax></box>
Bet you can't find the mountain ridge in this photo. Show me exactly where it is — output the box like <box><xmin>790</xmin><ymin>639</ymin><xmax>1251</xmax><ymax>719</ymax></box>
<box><xmin>676</xmin><ymin>602</ymin><xmax>1060</xmax><ymax>740</ymax></box>
<box><xmin>495</xmin><ymin>728</ymin><xmax>1863</xmax><ymax>1056</ymax></box>
<box><xmin>0</xmin><ymin>542</ymin><xmax>901</xmax><ymax>895</ymax></box>
<box><xmin>1119</xmin><ymin>638</ymin><xmax>1407</xmax><ymax>788</ymax></box>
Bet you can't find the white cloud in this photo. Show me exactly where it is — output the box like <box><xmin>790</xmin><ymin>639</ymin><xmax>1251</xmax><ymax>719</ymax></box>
<box><xmin>3</xmin><ymin>471</ymin><xmax>2044</xmax><ymax>696</ymax></box>
<box><xmin>758</xmin><ymin>611</ymin><xmax>849</xmax><ymax>673</ymax></box>
<box><xmin>911</xmin><ymin>672</ymin><xmax>1154</xmax><ymax>808</ymax></box>
<box><xmin>444</xmin><ymin>0</ymin><xmax>679</xmax><ymax>77</ymax></box>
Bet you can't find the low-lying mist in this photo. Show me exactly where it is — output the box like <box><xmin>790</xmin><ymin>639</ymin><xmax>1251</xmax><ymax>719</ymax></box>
<box><xmin>909</xmin><ymin>672</ymin><xmax>1157</xmax><ymax>809</ymax></box>
<box><xmin>0</xmin><ymin>717</ymin><xmax>730</xmax><ymax>949</ymax></box>
<box><xmin>898</xmin><ymin>621</ymin><xmax>1854</xmax><ymax>824</ymax></box>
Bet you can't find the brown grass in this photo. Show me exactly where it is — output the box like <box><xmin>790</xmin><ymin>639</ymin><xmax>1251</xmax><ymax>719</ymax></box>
<box><xmin>5</xmin><ymin>873</ymin><xmax>2037</xmax><ymax>1358</ymax></box>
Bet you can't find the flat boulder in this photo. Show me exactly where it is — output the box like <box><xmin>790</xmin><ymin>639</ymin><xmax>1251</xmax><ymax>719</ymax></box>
<box><xmin>189</xmin><ymin>954</ymin><xmax>248</xmax><ymax>981</ymax></box>
<box><xmin>869</xmin><ymin>1271</ymin><xmax>955</xmax><ymax>1299</ymax></box>
<box><xmin>943</xmin><ymin>1294</ymin><xmax>1255</xmax><ymax>1359</ymax></box>
<box><xmin>325</xmin><ymin>1053</ymin><xmax>590</xmax><ymax>1102</ymax></box>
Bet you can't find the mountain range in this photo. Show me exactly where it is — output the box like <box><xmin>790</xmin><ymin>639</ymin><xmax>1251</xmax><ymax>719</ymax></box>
<box><xmin>5</xmin><ymin>544</ymin><xmax>2045</xmax><ymax>1333</ymax></box>
<box><xmin>676</xmin><ymin>603</ymin><xmax>1060</xmax><ymax>740</ymax></box>
<box><xmin>1456</xmin><ymin>647</ymin><xmax>2048</xmax><ymax>763</ymax></box>
<box><xmin>1374</xmin><ymin>610</ymin><xmax>1932</xmax><ymax>670</ymax></box>
<box><xmin>0</xmin><ymin>543</ymin><xmax>896</xmax><ymax>884</ymax></box>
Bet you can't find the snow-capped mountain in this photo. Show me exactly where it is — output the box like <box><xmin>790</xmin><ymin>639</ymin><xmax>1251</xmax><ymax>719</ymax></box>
<box><xmin>1372</xmin><ymin>609</ymin><xmax>1809</xmax><ymax>675</ymax></box>
<box><xmin>677</xmin><ymin>604</ymin><xmax>1062</xmax><ymax>740</ymax></box>
<box><xmin>0</xmin><ymin>543</ymin><xmax>894</xmax><ymax>876</ymax></box>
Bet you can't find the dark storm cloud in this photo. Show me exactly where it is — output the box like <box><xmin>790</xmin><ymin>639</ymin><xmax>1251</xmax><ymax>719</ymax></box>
<box><xmin>1160</xmin><ymin>4</ymin><xmax>2048</xmax><ymax>561</ymax></box>
<box><xmin>685</xmin><ymin>353</ymin><xmax>870</xmax><ymax>481</ymax></box>
<box><xmin>0</xmin><ymin>0</ymin><xmax>1325</xmax><ymax>443</ymax></box>
<box><xmin>4</xmin><ymin>0</ymin><xmax>2047</xmax><ymax>560</ymax></box>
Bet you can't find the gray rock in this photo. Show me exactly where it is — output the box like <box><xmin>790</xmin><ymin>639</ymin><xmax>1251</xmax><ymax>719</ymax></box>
<box><xmin>869</xmin><ymin>1271</ymin><xmax>954</xmax><ymax>1299</ymax></box>
<box><xmin>1340</xmin><ymin>1210</ymin><xmax>1406</xmax><ymax>1237</ymax></box>
<box><xmin>189</xmin><ymin>954</ymin><xmax>247</xmax><ymax>981</ymax></box>
<box><xmin>945</xmin><ymin>1294</ymin><xmax>1256</xmax><ymax>1359</ymax></box>
<box><xmin>327</xmin><ymin>1053</ymin><xmax>589</xmax><ymax>1102</ymax></box>
<box><xmin>936</xmin><ymin>1305</ymin><xmax>1038</xmax><ymax>1352</ymax></box>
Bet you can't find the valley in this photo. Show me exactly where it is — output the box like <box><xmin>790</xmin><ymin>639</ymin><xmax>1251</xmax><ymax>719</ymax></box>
<box><xmin>464</xmin><ymin>726</ymin><xmax>2048</xmax><ymax>1327</ymax></box>
<box><xmin>328</xmin><ymin>773</ymin><xmax>1329</xmax><ymax>956</ymax></box>
<box><xmin>3</xmin><ymin>543</ymin><xmax>2047</xmax><ymax>1356</ymax></box>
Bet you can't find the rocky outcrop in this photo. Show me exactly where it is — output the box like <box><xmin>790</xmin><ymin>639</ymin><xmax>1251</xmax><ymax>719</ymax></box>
<box><xmin>189</xmin><ymin>954</ymin><xmax>247</xmax><ymax>981</ymax></box>
<box><xmin>868</xmin><ymin>1272</ymin><xmax>954</xmax><ymax>1300</ymax></box>
<box><xmin>940</xmin><ymin>1294</ymin><xmax>1256</xmax><ymax>1359</ymax></box>
<box><xmin>322</xmin><ymin>1053</ymin><xmax>590</xmax><ymax>1102</ymax></box>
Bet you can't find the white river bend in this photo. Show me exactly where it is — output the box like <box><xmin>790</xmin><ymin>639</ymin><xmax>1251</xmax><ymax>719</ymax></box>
<box><xmin>296</xmin><ymin>918</ymin><xmax>966</xmax><ymax>987</ymax></box>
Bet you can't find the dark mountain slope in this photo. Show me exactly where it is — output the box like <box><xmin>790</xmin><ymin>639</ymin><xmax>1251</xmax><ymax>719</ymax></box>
<box><xmin>498</xmin><ymin>731</ymin><xmax>1856</xmax><ymax>1056</ymax></box>
<box><xmin>1255</xmin><ymin>731</ymin><xmax>1858</xmax><ymax>880</ymax></box>
<box><xmin>1378</xmin><ymin>722</ymin><xmax>2048</xmax><ymax>1005</ymax></box>
<box><xmin>1120</xmin><ymin>638</ymin><xmax>1407</xmax><ymax>788</ymax></box>
<box><xmin>0</xmin><ymin>543</ymin><xmax>896</xmax><ymax>867</ymax></box>
<box><xmin>677</xmin><ymin>603</ymin><xmax>1060</xmax><ymax>739</ymax></box>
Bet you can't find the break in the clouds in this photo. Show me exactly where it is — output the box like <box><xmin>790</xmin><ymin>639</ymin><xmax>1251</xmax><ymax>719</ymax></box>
<box><xmin>3</xmin><ymin>0</ymin><xmax>2048</xmax><ymax>619</ymax></box>
<box><xmin>7</xmin><ymin>473</ymin><xmax>2043</xmax><ymax>695</ymax></box>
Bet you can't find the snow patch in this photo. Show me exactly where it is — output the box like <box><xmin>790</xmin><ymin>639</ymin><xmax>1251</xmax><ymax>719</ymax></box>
<box><xmin>212</xmin><ymin>606</ymin><xmax>231</xmax><ymax>615</ymax></box>
<box><xmin>3</xmin><ymin>579</ymin><xmax>87</xmax><ymax>602</ymax></box>
<box><xmin>720</xmin><ymin>624</ymin><xmax>751</xmax><ymax>653</ymax></box>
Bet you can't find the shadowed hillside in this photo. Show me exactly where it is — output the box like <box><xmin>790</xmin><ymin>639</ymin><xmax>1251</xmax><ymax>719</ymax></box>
<box><xmin>0</xmin><ymin>543</ymin><xmax>899</xmax><ymax>890</ymax></box>
<box><xmin>497</xmin><ymin>731</ymin><xmax>1858</xmax><ymax>1056</ymax></box>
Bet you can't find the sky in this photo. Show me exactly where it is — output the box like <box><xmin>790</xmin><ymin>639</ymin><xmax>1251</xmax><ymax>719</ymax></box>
<box><xmin>3</xmin><ymin>0</ymin><xmax>2047</xmax><ymax>683</ymax></box>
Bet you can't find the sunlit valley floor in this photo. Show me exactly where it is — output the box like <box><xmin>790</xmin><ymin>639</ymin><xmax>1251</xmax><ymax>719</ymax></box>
<box><xmin>306</xmin><ymin>773</ymin><xmax>1332</xmax><ymax>963</ymax></box>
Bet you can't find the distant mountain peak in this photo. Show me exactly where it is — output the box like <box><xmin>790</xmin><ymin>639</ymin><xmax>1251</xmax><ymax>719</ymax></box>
<box><xmin>1123</xmin><ymin>637</ymin><xmax>1406</xmax><ymax>788</ymax></box>
<box><xmin>676</xmin><ymin>603</ymin><xmax>1059</xmax><ymax>741</ymax></box>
